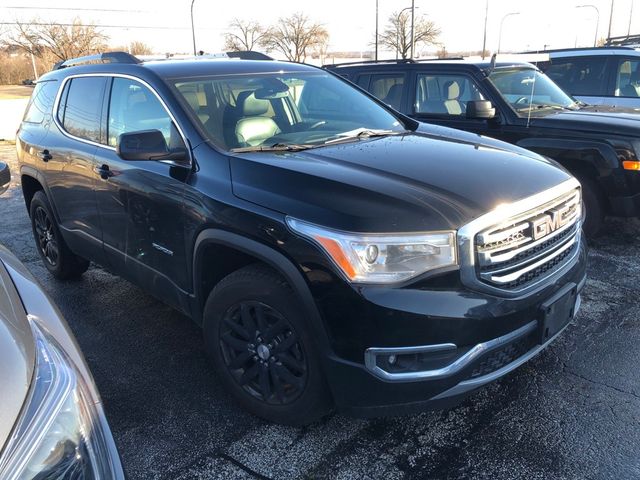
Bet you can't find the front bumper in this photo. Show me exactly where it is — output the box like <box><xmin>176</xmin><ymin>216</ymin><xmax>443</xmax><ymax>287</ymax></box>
<box><xmin>319</xmin><ymin>240</ymin><xmax>587</xmax><ymax>417</ymax></box>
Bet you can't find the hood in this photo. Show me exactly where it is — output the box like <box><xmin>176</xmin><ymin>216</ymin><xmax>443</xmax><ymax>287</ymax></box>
<box><xmin>531</xmin><ymin>106</ymin><xmax>640</xmax><ymax>137</ymax></box>
<box><xmin>0</xmin><ymin>247</ymin><xmax>35</xmax><ymax>454</ymax></box>
<box><xmin>229</xmin><ymin>132</ymin><xmax>572</xmax><ymax>232</ymax></box>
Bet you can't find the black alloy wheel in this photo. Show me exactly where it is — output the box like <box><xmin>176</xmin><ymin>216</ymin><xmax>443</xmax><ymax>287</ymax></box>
<box><xmin>29</xmin><ymin>191</ymin><xmax>89</xmax><ymax>279</ymax></box>
<box><xmin>203</xmin><ymin>264</ymin><xmax>333</xmax><ymax>425</ymax></box>
<box><xmin>220</xmin><ymin>301</ymin><xmax>308</xmax><ymax>405</ymax></box>
<box><xmin>33</xmin><ymin>205</ymin><xmax>59</xmax><ymax>267</ymax></box>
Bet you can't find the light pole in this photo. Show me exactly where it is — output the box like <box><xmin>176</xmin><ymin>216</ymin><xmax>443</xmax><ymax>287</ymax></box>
<box><xmin>410</xmin><ymin>0</ymin><xmax>416</xmax><ymax>58</ymax></box>
<box><xmin>397</xmin><ymin>6</ymin><xmax>414</xmax><ymax>59</ymax></box>
<box><xmin>576</xmin><ymin>5</ymin><xmax>600</xmax><ymax>47</ymax></box>
<box><xmin>607</xmin><ymin>0</ymin><xmax>615</xmax><ymax>40</ymax></box>
<box><xmin>190</xmin><ymin>0</ymin><xmax>197</xmax><ymax>56</ymax></box>
<box><xmin>375</xmin><ymin>0</ymin><xmax>379</xmax><ymax>61</ymax></box>
<box><xmin>497</xmin><ymin>12</ymin><xmax>520</xmax><ymax>54</ymax></box>
<box><xmin>482</xmin><ymin>0</ymin><xmax>489</xmax><ymax>59</ymax></box>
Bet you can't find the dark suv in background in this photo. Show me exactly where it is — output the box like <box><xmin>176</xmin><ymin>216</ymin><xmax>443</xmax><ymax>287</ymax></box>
<box><xmin>533</xmin><ymin>47</ymin><xmax>640</xmax><ymax>108</ymax></box>
<box><xmin>17</xmin><ymin>52</ymin><xmax>586</xmax><ymax>425</ymax></box>
<box><xmin>326</xmin><ymin>58</ymin><xmax>640</xmax><ymax>236</ymax></box>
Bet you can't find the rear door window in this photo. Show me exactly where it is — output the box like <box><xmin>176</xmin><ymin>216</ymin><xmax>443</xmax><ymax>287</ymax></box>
<box><xmin>544</xmin><ymin>57</ymin><xmax>608</xmax><ymax>96</ymax></box>
<box><xmin>57</xmin><ymin>77</ymin><xmax>107</xmax><ymax>143</ymax></box>
<box><xmin>415</xmin><ymin>74</ymin><xmax>485</xmax><ymax>116</ymax></box>
<box><xmin>368</xmin><ymin>74</ymin><xmax>405</xmax><ymax>110</ymax></box>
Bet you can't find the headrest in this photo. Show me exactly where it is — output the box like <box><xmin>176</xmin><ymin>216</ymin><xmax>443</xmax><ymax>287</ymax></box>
<box><xmin>237</xmin><ymin>90</ymin><xmax>270</xmax><ymax>116</ymax></box>
<box><xmin>443</xmin><ymin>81</ymin><xmax>460</xmax><ymax>100</ymax></box>
<box><xmin>182</xmin><ymin>91</ymin><xmax>200</xmax><ymax>111</ymax></box>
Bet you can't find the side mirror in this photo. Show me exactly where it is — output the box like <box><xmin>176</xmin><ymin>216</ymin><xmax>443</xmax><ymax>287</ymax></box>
<box><xmin>0</xmin><ymin>162</ymin><xmax>10</xmax><ymax>196</ymax></box>
<box><xmin>466</xmin><ymin>100</ymin><xmax>496</xmax><ymax>119</ymax></box>
<box><xmin>116</xmin><ymin>130</ymin><xmax>188</xmax><ymax>164</ymax></box>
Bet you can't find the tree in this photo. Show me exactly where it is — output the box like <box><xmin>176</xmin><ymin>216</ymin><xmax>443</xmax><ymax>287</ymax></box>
<box><xmin>261</xmin><ymin>13</ymin><xmax>328</xmax><ymax>62</ymax></box>
<box><xmin>128</xmin><ymin>41</ymin><xmax>153</xmax><ymax>55</ymax></box>
<box><xmin>223</xmin><ymin>18</ymin><xmax>267</xmax><ymax>52</ymax></box>
<box><xmin>3</xmin><ymin>18</ymin><xmax>108</xmax><ymax>64</ymax></box>
<box><xmin>379</xmin><ymin>11</ymin><xmax>440</xmax><ymax>59</ymax></box>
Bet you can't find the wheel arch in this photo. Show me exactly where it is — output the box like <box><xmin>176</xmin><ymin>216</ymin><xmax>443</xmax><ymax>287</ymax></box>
<box><xmin>191</xmin><ymin>229</ymin><xmax>332</xmax><ymax>354</ymax></box>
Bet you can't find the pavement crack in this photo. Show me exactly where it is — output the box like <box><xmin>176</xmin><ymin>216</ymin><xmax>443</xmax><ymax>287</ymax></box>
<box><xmin>563</xmin><ymin>363</ymin><xmax>640</xmax><ymax>401</ymax></box>
<box><xmin>216</xmin><ymin>451</ymin><xmax>274</xmax><ymax>480</ymax></box>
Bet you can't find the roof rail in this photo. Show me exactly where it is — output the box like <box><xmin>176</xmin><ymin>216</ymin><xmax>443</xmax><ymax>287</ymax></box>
<box><xmin>606</xmin><ymin>34</ymin><xmax>640</xmax><ymax>47</ymax></box>
<box><xmin>323</xmin><ymin>58</ymin><xmax>415</xmax><ymax>68</ymax></box>
<box><xmin>520</xmin><ymin>46</ymin><xmax>636</xmax><ymax>55</ymax></box>
<box><xmin>323</xmin><ymin>57</ymin><xmax>467</xmax><ymax>68</ymax></box>
<box><xmin>53</xmin><ymin>51</ymin><xmax>140</xmax><ymax>70</ymax></box>
<box><xmin>226</xmin><ymin>51</ymin><xmax>273</xmax><ymax>60</ymax></box>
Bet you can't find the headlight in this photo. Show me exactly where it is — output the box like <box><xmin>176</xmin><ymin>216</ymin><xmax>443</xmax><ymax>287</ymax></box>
<box><xmin>287</xmin><ymin>218</ymin><xmax>457</xmax><ymax>283</ymax></box>
<box><xmin>0</xmin><ymin>319</ymin><xmax>123</xmax><ymax>480</ymax></box>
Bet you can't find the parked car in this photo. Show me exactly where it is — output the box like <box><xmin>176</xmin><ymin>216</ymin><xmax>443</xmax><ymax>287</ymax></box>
<box><xmin>0</xmin><ymin>162</ymin><xmax>124</xmax><ymax>479</ymax></box>
<box><xmin>17</xmin><ymin>52</ymin><xmax>586</xmax><ymax>425</ymax></box>
<box><xmin>531</xmin><ymin>47</ymin><xmax>640</xmax><ymax>108</ymax></box>
<box><xmin>325</xmin><ymin>58</ymin><xmax>640</xmax><ymax>236</ymax></box>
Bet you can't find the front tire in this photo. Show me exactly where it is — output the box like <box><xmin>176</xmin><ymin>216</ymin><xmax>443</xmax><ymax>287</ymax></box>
<box><xmin>203</xmin><ymin>264</ymin><xmax>333</xmax><ymax>425</ymax></box>
<box><xmin>29</xmin><ymin>191</ymin><xmax>89</xmax><ymax>279</ymax></box>
<box><xmin>576</xmin><ymin>175</ymin><xmax>605</xmax><ymax>238</ymax></box>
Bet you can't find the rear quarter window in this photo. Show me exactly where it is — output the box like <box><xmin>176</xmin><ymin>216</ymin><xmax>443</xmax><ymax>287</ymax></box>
<box><xmin>23</xmin><ymin>80</ymin><xmax>59</xmax><ymax>124</ymax></box>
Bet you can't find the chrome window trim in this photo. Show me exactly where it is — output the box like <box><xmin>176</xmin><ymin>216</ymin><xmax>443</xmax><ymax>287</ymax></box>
<box><xmin>52</xmin><ymin>72</ymin><xmax>192</xmax><ymax>164</ymax></box>
<box><xmin>364</xmin><ymin>320</ymin><xmax>537</xmax><ymax>383</ymax></box>
<box><xmin>457</xmin><ymin>177</ymin><xmax>582</xmax><ymax>298</ymax></box>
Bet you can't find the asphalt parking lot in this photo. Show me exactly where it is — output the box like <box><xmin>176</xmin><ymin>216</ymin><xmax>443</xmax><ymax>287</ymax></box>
<box><xmin>1</xmin><ymin>141</ymin><xmax>639</xmax><ymax>479</ymax></box>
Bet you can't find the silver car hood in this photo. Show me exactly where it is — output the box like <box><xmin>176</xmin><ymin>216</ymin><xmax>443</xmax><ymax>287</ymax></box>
<box><xmin>0</xmin><ymin>248</ymin><xmax>35</xmax><ymax>453</ymax></box>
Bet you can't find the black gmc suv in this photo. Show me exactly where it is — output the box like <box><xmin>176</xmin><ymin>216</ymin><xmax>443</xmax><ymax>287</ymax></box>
<box><xmin>17</xmin><ymin>52</ymin><xmax>586</xmax><ymax>425</ymax></box>
<box><xmin>325</xmin><ymin>58</ymin><xmax>640</xmax><ymax>236</ymax></box>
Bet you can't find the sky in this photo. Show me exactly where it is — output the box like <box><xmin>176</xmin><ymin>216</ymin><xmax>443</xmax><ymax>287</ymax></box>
<box><xmin>1</xmin><ymin>0</ymin><xmax>639</xmax><ymax>58</ymax></box>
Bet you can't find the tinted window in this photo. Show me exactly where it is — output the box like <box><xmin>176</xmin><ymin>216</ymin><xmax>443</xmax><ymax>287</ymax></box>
<box><xmin>108</xmin><ymin>78</ymin><xmax>179</xmax><ymax>147</ymax></box>
<box><xmin>544</xmin><ymin>57</ymin><xmax>608</xmax><ymax>96</ymax></box>
<box><xmin>615</xmin><ymin>59</ymin><xmax>640</xmax><ymax>97</ymax></box>
<box><xmin>58</xmin><ymin>77</ymin><xmax>106</xmax><ymax>143</ymax></box>
<box><xmin>415</xmin><ymin>74</ymin><xmax>485</xmax><ymax>116</ymax></box>
<box><xmin>23</xmin><ymin>80</ymin><xmax>59</xmax><ymax>124</ymax></box>
<box><xmin>369</xmin><ymin>74</ymin><xmax>404</xmax><ymax>110</ymax></box>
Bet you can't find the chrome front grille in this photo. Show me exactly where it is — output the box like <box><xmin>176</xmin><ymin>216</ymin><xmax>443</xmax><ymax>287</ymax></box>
<box><xmin>474</xmin><ymin>188</ymin><xmax>581</xmax><ymax>292</ymax></box>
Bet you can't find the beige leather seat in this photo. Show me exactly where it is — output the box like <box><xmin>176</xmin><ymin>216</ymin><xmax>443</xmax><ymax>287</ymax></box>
<box><xmin>234</xmin><ymin>91</ymin><xmax>280</xmax><ymax>147</ymax></box>
<box><xmin>443</xmin><ymin>80</ymin><xmax>463</xmax><ymax>115</ymax></box>
<box><xmin>621</xmin><ymin>69</ymin><xmax>640</xmax><ymax>97</ymax></box>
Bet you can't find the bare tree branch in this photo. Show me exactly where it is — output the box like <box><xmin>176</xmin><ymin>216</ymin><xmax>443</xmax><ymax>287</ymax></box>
<box><xmin>261</xmin><ymin>13</ymin><xmax>329</xmax><ymax>62</ymax></box>
<box><xmin>223</xmin><ymin>18</ymin><xmax>267</xmax><ymax>52</ymax></box>
<box><xmin>379</xmin><ymin>11</ymin><xmax>441</xmax><ymax>59</ymax></box>
<box><xmin>2</xmin><ymin>18</ymin><xmax>108</xmax><ymax>64</ymax></box>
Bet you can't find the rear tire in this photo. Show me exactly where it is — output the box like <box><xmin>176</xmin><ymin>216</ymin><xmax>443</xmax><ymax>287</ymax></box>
<box><xmin>576</xmin><ymin>175</ymin><xmax>605</xmax><ymax>238</ymax></box>
<box><xmin>203</xmin><ymin>264</ymin><xmax>333</xmax><ymax>425</ymax></box>
<box><xmin>29</xmin><ymin>191</ymin><xmax>90</xmax><ymax>279</ymax></box>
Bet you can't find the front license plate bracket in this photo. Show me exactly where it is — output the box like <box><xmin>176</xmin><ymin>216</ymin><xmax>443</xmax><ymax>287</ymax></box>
<box><xmin>539</xmin><ymin>283</ymin><xmax>578</xmax><ymax>344</ymax></box>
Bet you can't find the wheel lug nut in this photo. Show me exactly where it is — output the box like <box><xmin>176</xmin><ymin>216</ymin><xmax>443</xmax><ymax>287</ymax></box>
<box><xmin>253</xmin><ymin>355</ymin><xmax>258</xmax><ymax>361</ymax></box>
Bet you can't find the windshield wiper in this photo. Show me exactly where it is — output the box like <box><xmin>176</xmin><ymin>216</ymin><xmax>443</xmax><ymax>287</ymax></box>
<box><xmin>323</xmin><ymin>128</ymin><xmax>407</xmax><ymax>145</ymax></box>
<box><xmin>230</xmin><ymin>143</ymin><xmax>316</xmax><ymax>153</ymax></box>
<box><xmin>516</xmin><ymin>104</ymin><xmax>573</xmax><ymax>112</ymax></box>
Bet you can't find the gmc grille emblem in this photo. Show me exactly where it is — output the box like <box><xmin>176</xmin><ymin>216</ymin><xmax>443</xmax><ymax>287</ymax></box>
<box><xmin>530</xmin><ymin>203</ymin><xmax>575</xmax><ymax>240</ymax></box>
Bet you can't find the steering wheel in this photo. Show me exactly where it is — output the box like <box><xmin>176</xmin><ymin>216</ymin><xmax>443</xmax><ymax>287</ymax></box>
<box><xmin>514</xmin><ymin>96</ymin><xmax>530</xmax><ymax>105</ymax></box>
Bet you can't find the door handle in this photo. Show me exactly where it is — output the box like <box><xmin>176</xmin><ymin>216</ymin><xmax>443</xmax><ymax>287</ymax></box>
<box><xmin>38</xmin><ymin>150</ymin><xmax>52</xmax><ymax>162</ymax></box>
<box><xmin>94</xmin><ymin>164</ymin><xmax>114</xmax><ymax>180</ymax></box>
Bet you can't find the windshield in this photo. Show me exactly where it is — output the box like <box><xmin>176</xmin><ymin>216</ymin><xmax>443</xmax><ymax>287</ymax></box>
<box><xmin>173</xmin><ymin>71</ymin><xmax>408</xmax><ymax>151</ymax></box>
<box><xmin>488</xmin><ymin>68</ymin><xmax>578</xmax><ymax>116</ymax></box>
